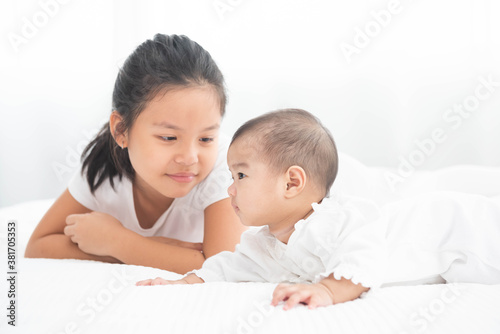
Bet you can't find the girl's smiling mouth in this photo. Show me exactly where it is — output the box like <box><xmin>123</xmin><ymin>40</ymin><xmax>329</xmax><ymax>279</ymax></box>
<box><xmin>167</xmin><ymin>172</ymin><xmax>196</xmax><ymax>183</ymax></box>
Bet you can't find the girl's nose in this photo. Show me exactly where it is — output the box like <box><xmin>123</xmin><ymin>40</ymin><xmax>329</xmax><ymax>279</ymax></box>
<box><xmin>174</xmin><ymin>143</ymin><xmax>198</xmax><ymax>166</ymax></box>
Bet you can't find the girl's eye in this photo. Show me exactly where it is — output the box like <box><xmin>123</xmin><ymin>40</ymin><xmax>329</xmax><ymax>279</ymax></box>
<box><xmin>161</xmin><ymin>136</ymin><xmax>177</xmax><ymax>141</ymax></box>
<box><xmin>237</xmin><ymin>172</ymin><xmax>246</xmax><ymax>180</ymax></box>
<box><xmin>200</xmin><ymin>137</ymin><xmax>214</xmax><ymax>143</ymax></box>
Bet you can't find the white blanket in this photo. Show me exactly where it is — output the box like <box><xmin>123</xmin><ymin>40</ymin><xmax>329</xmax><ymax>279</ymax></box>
<box><xmin>1</xmin><ymin>155</ymin><xmax>500</xmax><ymax>334</ymax></box>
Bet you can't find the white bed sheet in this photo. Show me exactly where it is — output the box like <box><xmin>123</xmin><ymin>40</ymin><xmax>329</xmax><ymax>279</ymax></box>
<box><xmin>1</xmin><ymin>156</ymin><xmax>500</xmax><ymax>334</ymax></box>
<box><xmin>3</xmin><ymin>258</ymin><xmax>500</xmax><ymax>334</ymax></box>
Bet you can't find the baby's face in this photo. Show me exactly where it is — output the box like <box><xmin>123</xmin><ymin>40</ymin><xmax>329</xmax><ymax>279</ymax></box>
<box><xmin>227</xmin><ymin>139</ymin><xmax>285</xmax><ymax>227</ymax></box>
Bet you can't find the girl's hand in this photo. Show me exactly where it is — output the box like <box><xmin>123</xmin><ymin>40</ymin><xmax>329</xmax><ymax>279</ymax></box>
<box><xmin>271</xmin><ymin>282</ymin><xmax>335</xmax><ymax>310</ymax></box>
<box><xmin>148</xmin><ymin>236</ymin><xmax>203</xmax><ymax>252</ymax></box>
<box><xmin>136</xmin><ymin>273</ymin><xmax>204</xmax><ymax>286</ymax></box>
<box><xmin>64</xmin><ymin>212</ymin><xmax>125</xmax><ymax>256</ymax></box>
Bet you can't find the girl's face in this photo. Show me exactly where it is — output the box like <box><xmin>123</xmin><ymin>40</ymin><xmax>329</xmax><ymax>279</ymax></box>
<box><xmin>124</xmin><ymin>86</ymin><xmax>222</xmax><ymax>199</ymax></box>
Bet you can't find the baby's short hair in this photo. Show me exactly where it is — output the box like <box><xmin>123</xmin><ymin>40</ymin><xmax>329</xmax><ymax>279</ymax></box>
<box><xmin>231</xmin><ymin>109</ymin><xmax>338</xmax><ymax>197</ymax></box>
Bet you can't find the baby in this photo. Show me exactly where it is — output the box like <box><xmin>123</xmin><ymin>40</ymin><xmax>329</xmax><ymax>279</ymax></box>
<box><xmin>137</xmin><ymin>108</ymin><xmax>500</xmax><ymax>309</ymax></box>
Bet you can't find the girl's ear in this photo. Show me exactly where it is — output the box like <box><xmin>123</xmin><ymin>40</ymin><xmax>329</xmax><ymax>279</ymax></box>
<box><xmin>284</xmin><ymin>166</ymin><xmax>307</xmax><ymax>198</ymax></box>
<box><xmin>109</xmin><ymin>111</ymin><xmax>128</xmax><ymax>148</ymax></box>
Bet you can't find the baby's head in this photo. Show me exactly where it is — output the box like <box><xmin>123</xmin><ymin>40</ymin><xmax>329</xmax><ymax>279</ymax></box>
<box><xmin>227</xmin><ymin>109</ymin><xmax>338</xmax><ymax>227</ymax></box>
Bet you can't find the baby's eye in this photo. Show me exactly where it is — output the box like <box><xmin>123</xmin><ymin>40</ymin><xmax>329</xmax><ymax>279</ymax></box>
<box><xmin>200</xmin><ymin>137</ymin><xmax>214</xmax><ymax>143</ymax></box>
<box><xmin>237</xmin><ymin>172</ymin><xmax>246</xmax><ymax>180</ymax></box>
<box><xmin>161</xmin><ymin>136</ymin><xmax>177</xmax><ymax>141</ymax></box>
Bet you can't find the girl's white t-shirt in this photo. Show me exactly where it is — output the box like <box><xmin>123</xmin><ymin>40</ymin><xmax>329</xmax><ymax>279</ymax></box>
<box><xmin>68</xmin><ymin>135</ymin><xmax>232</xmax><ymax>243</ymax></box>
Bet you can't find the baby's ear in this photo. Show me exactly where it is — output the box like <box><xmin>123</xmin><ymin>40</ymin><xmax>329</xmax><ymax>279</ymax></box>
<box><xmin>284</xmin><ymin>166</ymin><xmax>307</xmax><ymax>198</ymax></box>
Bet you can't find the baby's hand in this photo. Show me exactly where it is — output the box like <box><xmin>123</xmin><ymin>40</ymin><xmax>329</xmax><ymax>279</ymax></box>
<box><xmin>136</xmin><ymin>277</ymin><xmax>188</xmax><ymax>286</ymax></box>
<box><xmin>136</xmin><ymin>273</ymin><xmax>204</xmax><ymax>286</ymax></box>
<box><xmin>271</xmin><ymin>282</ymin><xmax>334</xmax><ymax>310</ymax></box>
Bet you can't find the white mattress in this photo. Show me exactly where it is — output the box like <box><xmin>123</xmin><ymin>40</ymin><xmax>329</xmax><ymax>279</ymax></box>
<box><xmin>1</xmin><ymin>155</ymin><xmax>500</xmax><ymax>333</ymax></box>
<box><xmin>4</xmin><ymin>258</ymin><xmax>500</xmax><ymax>334</ymax></box>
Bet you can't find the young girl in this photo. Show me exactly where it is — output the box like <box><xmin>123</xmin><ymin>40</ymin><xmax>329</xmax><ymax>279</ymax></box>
<box><xmin>25</xmin><ymin>34</ymin><xmax>247</xmax><ymax>274</ymax></box>
<box><xmin>137</xmin><ymin>109</ymin><xmax>500</xmax><ymax>310</ymax></box>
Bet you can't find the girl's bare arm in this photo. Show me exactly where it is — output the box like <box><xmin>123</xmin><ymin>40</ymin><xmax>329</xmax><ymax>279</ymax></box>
<box><xmin>108</xmin><ymin>197</ymin><xmax>246</xmax><ymax>274</ymax></box>
<box><xmin>25</xmin><ymin>189</ymin><xmax>119</xmax><ymax>263</ymax></box>
<box><xmin>200</xmin><ymin>197</ymin><xmax>247</xmax><ymax>258</ymax></box>
<box><xmin>27</xmin><ymin>192</ymin><xmax>245</xmax><ymax>273</ymax></box>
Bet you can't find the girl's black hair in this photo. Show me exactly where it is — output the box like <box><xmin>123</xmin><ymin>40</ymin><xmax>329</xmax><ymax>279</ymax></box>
<box><xmin>81</xmin><ymin>34</ymin><xmax>227</xmax><ymax>193</ymax></box>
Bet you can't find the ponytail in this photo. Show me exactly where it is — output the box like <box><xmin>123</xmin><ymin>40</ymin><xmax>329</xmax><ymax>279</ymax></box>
<box><xmin>81</xmin><ymin>122</ymin><xmax>134</xmax><ymax>193</ymax></box>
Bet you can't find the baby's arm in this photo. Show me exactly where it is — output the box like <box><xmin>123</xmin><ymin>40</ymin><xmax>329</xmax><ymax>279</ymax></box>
<box><xmin>271</xmin><ymin>274</ymin><xmax>369</xmax><ymax>310</ymax></box>
<box><xmin>136</xmin><ymin>273</ymin><xmax>204</xmax><ymax>286</ymax></box>
<box><xmin>137</xmin><ymin>230</ymin><xmax>270</xmax><ymax>286</ymax></box>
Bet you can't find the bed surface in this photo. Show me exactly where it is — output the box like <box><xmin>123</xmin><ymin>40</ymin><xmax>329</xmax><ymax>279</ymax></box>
<box><xmin>1</xmin><ymin>155</ymin><xmax>500</xmax><ymax>333</ymax></box>
<box><xmin>5</xmin><ymin>258</ymin><xmax>500</xmax><ymax>334</ymax></box>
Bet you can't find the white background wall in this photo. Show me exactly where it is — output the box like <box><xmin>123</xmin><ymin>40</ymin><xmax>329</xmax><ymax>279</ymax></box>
<box><xmin>1</xmin><ymin>0</ymin><xmax>499</xmax><ymax>207</ymax></box>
